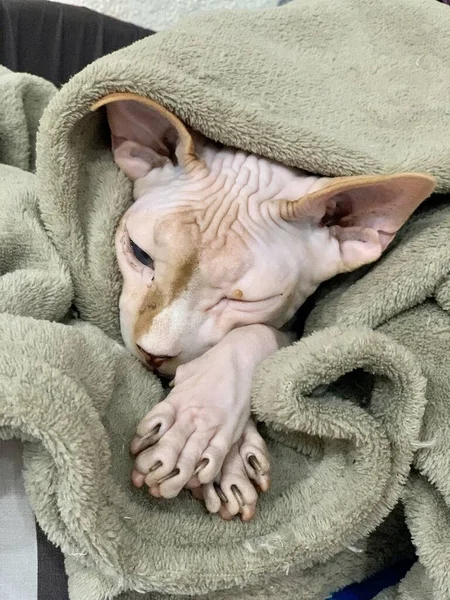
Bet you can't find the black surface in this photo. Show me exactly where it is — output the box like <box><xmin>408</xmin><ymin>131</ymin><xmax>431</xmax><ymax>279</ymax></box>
<box><xmin>0</xmin><ymin>0</ymin><xmax>153</xmax><ymax>87</ymax></box>
<box><xmin>36</xmin><ymin>522</ymin><xmax>69</xmax><ymax>600</ymax></box>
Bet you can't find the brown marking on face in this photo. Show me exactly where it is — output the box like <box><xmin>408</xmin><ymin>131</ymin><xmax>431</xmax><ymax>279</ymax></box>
<box><xmin>133</xmin><ymin>250</ymin><xmax>199</xmax><ymax>345</ymax></box>
<box><xmin>232</xmin><ymin>289</ymin><xmax>243</xmax><ymax>299</ymax></box>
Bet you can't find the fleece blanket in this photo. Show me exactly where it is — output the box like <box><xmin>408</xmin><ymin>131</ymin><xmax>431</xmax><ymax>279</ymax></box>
<box><xmin>1</xmin><ymin>0</ymin><xmax>450</xmax><ymax>599</ymax></box>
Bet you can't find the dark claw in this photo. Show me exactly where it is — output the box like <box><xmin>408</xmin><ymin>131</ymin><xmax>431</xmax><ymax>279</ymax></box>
<box><xmin>231</xmin><ymin>485</ymin><xmax>244</xmax><ymax>506</ymax></box>
<box><xmin>145</xmin><ymin>423</ymin><xmax>161</xmax><ymax>440</ymax></box>
<box><xmin>157</xmin><ymin>468</ymin><xmax>180</xmax><ymax>484</ymax></box>
<box><xmin>134</xmin><ymin>424</ymin><xmax>162</xmax><ymax>453</ymax></box>
<box><xmin>248</xmin><ymin>454</ymin><xmax>265</xmax><ymax>475</ymax></box>
<box><xmin>148</xmin><ymin>460</ymin><xmax>163</xmax><ymax>474</ymax></box>
<box><xmin>193</xmin><ymin>458</ymin><xmax>209</xmax><ymax>475</ymax></box>
<box><xmin>214</xmin><ymin>482</ymin><xmax>228</xmax><ymax>504</ymax></box>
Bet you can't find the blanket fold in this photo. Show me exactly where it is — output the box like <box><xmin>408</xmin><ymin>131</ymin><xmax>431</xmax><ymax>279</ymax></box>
<box><xmin>0</xmin><ymin>65</ymin><xmax>55</xmax><ymax>171</ymax></box>
<box><xmin>1</xmin><ymin>0</ymin><xmax>450</xmax><ymax>598</ymax></box>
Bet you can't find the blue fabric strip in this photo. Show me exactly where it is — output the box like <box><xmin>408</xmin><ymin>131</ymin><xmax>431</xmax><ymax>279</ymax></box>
<box><xmin>328</xmin><ymin>559</ymin><xmax>416</xmax><ymax>600</ymax></box>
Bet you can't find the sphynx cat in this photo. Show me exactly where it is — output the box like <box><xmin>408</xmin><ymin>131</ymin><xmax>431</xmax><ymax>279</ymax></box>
<box><xmin>95</xmin><ymin>93</ymin><xmax>435</xmax><ymax>522</ymax></box>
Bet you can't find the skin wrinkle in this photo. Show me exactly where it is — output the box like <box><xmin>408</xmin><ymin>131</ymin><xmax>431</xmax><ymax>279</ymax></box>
<box><xmin>194</xmin><ymin>172</ymin><xmax>262</xmax><ymax>249</ymax></box>
<box><xmin>215</xmin><ymin>165</ymin><xmax>267</xmax><ymax>247</ymax></box>
<box><xmin>200</xmin><ymin>181</ymin><xmax>229</xmax><ymax>237</ymax></box>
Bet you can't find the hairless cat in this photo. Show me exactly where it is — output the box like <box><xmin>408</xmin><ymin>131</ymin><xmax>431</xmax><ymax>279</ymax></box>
<box><xmin>94</xmin><ymin>93</ymin><xmax>435</xmax><ymax>521</ymax></box>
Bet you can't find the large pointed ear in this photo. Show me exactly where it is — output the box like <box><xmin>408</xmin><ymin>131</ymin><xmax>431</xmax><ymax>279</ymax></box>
<box><xmin>278</xmin><ymin>173</ymin><xmax>435</xmax><ymax>271</ymax></box>
<box><xmin>91</xmin><ymin>93</ymin><xmax>197</xmax><ymax>180</ymax></box>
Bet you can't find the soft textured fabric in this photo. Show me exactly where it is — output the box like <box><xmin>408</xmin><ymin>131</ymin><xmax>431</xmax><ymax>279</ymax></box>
<box><xmin>0</xmin><ymin>64</ymin><xmax>55</xmax><ymax>171</ymax></box>
<box><xmin>1</xmin><ymin>0</ymin><xmax>450</xmax><ymax>598</ymax></box>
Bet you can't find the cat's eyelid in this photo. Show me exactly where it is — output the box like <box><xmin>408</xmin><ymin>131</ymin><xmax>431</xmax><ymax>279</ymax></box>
<box><xmin>130</xmin><ymin>238</ymin><xmax>149</xmax><ymax>256</ymax></box>
<box><xmin>129</xmin><ymin>238</ymin><xmax>154</xmax><ymax>268</ymax></box>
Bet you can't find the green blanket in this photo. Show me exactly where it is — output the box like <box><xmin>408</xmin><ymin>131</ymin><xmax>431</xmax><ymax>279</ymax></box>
<box><xmin>1</xmin><ymin>0</ymin><xmax>450</xmax><ymax>598</ymax></box>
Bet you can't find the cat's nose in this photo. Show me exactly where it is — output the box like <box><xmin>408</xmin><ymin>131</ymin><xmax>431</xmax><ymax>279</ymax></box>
<box><xmin>136</xmin><ymin>345</ymin><xmax>177</xmax><ymax>369</ymax></box>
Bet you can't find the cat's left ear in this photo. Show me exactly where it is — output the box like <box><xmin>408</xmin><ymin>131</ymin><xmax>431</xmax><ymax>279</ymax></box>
<box><xmin>277</xmin><ymin>173</ymin><xmax>435</xmax><ymax>271</ymax></box>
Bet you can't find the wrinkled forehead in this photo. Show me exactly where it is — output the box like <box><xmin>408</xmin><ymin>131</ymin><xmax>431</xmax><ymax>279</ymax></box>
<box><xmin>126</xmin><ymin>202</ymin><xmax>251</xmax><ymax>273</ymax></box>
<box><xmin>124</xmin><ymin>202</ymin><xmax>291</xmax><ymax>296</ymax></box>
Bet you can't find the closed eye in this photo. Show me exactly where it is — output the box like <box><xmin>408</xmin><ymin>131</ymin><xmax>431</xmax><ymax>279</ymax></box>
<box><xmin>129</xmin><ymin>238</ymin><xmax>154</xmax><ymax>269</ymax></box>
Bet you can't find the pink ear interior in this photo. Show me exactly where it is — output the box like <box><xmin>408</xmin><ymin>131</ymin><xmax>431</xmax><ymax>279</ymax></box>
<box><xmin>107</xmin><ymin>101</ymin><xmax>178</xmax><ymax>158</ymax></box>
<box><xmin>105</xmin><ymin>100</ymin><xmax>180</xmax><ymax>180</ymax></box>
<box><xmin>91</xmin><ymin>94</ymin><xmax>196</xmax><ymax>180</ymax></box>
<box><xmin>280</xmin><ymin>172</ymin><xmax>436</xmax><ymax>270</ymax></box>
<box><xmin>327</xmin><ymin>175</ymin><xmax>435</xmax><ymax>242</ymax></box>
<box><xmin>287</xmin><ymin>174</ymin><xmax>435</xmax><ymax>235</ymax></box>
